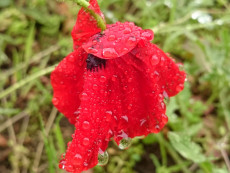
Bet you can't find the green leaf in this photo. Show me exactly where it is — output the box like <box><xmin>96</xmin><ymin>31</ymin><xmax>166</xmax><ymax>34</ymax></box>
<box><xmin>168</xmin><ymin>132</ymin><xmax>206</xmax><ymax>163</ymax></box>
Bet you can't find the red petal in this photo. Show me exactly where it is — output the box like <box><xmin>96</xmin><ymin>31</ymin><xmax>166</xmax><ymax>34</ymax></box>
<box><xmin>51</xmin><ymin>48</ymin><xmax>87</xmax><ymax>124</ymax></box>
<box><xmin>131</xmin><ymin>41</ymin><xmax>186</xmax><ymax>97</ymax></box>
<box><xmin>60</xmin><ymin>70</ymin><xmax>113</xmax><ymax>173</ymax></box>
<box><xmin>72</xmin><ymin>0</ymin><xmax>105</xmax><ymax>49</ymax></box>
<box><xmin>82</xmin><ymin>22</ymin><xmax>153</xmax><ymax>59</ymax></box>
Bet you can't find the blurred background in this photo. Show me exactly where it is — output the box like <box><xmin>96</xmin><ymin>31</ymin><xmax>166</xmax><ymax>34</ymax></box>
<box><xmin>0</xmin><ymin>0</ymin><xmax>230</xmax><ymax>173</ymax></box>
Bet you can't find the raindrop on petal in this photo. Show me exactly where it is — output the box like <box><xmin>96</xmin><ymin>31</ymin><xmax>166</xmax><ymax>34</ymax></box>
<box><xmin>119</xmin><ymin>137</ymin><xmax>132</xmax><ymax>150</ymax></box>
<box><xmin>108</xmin><ymin>35</ymin><xmax>116</xmax><ymax>41</ymax></box>
<box><xmin>100</xmin><ymin>76</ymin><xmax>106</xmax><ymax>83</ymax></box>
<box><xmin>123</xmin><ymin>27</ymin><xmax>131</xmax><ymax>34</ymax></box>
<box><xmin>150</xmin><ymin>55</ymin><xmax>160</xmax><ymax>66</ymax></box>
<box><xmin>59</xmin><ymin>159</ymin><xmax>66</xmax><ymax>170</ymax></box>
<box><xmin>83</xmin><ymin>138</ymin><xmax>90</xmax><ymax>146</ymax></box>
<box><xmin>73</xmin><ymin>154</ymin><xmax>83</xmax><ymax>166</ymax></box>
<box><xmin>97</xmin><ymin>148</ymin><xmax>109</xmax><ymax>166</ymax></box>
<box><xmin>102</xmin><ymin>48</ymin><xmax>119</xmax><ymax>58</ymax></box>
<box><xmin>82</xmin><ymin>121</ymin><xmax>90</xmax><ymax>130</ymax></box>
<box><xmin>141</xmin><ymin>29</ymin><xmax>154</xmax><ymax>40</ymax></box>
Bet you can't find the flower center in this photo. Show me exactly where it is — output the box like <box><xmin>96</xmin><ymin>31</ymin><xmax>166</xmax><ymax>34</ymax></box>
<box><xmin>86</xmin><ymin>54</ymin><xmax>106</xmax><ymax>72</ymax></box>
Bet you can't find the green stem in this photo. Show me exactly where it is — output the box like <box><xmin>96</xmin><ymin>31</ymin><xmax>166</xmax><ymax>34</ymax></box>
<box><xmin>71</xmin><ymin>0</ymin><xmax>106</xmax><ymax>31</ymax></box>
<box><xmin>0</xmin><ymin>65</ymin><xmax>56</xmax><ymax>99</ymax></box>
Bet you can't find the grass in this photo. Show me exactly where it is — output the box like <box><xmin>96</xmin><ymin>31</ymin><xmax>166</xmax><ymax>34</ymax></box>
<box><xmin>0</xmin><ymin>0</ymin><xmax>230</xmax><ymax>173</ymax></box>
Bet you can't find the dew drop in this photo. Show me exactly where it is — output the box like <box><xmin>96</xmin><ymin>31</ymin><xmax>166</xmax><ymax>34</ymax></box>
<box><xmin>127</xmin><ymin>36</ymin><xmax>136</xmax><ymax>45</ymax></box>
<box><xmin>141</xmin><ymin>29</ymin><xmax>154</xmax><ymax>40</ymax></box>
<box><xmin>150</xmin><ymin>55</ymin><xmax>160</xmax><ymax>66</ymax></box>
<box><xmin>123</xmin><ymin>27</ymin><xmax>131</xmax><ymax>34</ymax></box>
<box><xmin>121</xmin><ymin>115</ymin><xmax>129</xmax><ymax>122</ymax></box>
<box><xmin>93</xmin><ymin>84</ymin><xmax>98</xmax><ymax>90</ymax></box>
<box><xmin>84</xmin><ymin>162</ymin><xmax>88</xmax><ymax>167</ymax></box>
<box><xmin>52</xmin><ymin>97</ymin><xmax>59</xmax><ymax>105</ymax></box>
<box><xmin>162</xmin><ymin>114</ymin><xmax>168</xmax><ymax>124</ymax></box>
<box><xmin>82</xmin><ymin>121</ymin><xmax>90</xmax><ymax>130</ymax></box>
<box><xmin>112</xmin><ymin>75</ymin><xmax>118</xmax><ymax>81</ymax></box>
<box><xmin>83</xmin><ymin>138</ymin><xmax>90</xmax><ymax>146</ymax></box>
<box><xmin>73</xmin><ymin>154</ymin><xmax>83</xmax><ymax>166</ymax></box>
<box><xmin>66</xmin><ymin>165</ymin><xmax>74</xmax><ymax>172</ymax></box>
<box><xmin>102</xmin><ymin>48</ymin><xmax>119</xmax><ymax>58</ymax></box>
<box><xmin>128</xmin><ymin>78</ymin><xmax>133</xmax><ymax>83</ymax></box>
<box><xmin>127</xmin><ymin>104</ymin><xmax>132</xmax><ymax>110</ymax></box>
<box><xmin>97</xmin><ymin>148</ymin><xmax>109</xmax><ymax>166</ymax></box>
<box><xmin>59</xmin><ymin>159</ymin><xmax>66</xmax><ymax>170</ymax></box>
<box><xmin>155</xmin><ymin>125</ymin><xmax>160</xmax><ymax>131</ymax></box>
<box><xmin>108</xmin><ymin>35</ymin><xmax>116</xmax><ymax>41</ymax></box>
<box><xmin>176</xmin><ymin>84</ymin><xmax>184</xmax><ymax>92</ymax></box>
<box><xmin>140</xmin><ymin>119</ymin><xmax>147</xmax><ymax>126</ymax></box>
<box><xmin>87</xmin><ymin>47</ymin><xmax>98</xmax><ymax>54</ymax></box>
<box><xmin>163</xmin><ymin>90</ymin><xmax>169</xmax><ymax>104</ymax></box>
<box><xmin>119</xmin><ymin>137</ymin><xmax>132</xmax><ymax>150</ymax></box>
<box><xmin>100</xmin><ymin>76</ymin><xmax>106</xmax><ymax>83</ymax></box>
<box><xmin>80</xmin><ymin>92</ymin><xmax>88</xmax><ymax>101</ymax></box>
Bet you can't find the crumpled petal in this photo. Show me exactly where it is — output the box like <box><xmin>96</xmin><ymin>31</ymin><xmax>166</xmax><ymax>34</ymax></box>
<box><xmin>59</xmin><ymin>69</ymin><xmax>113</xmax><ymax>173</ymax></box>
<box><xmin>72</xmin><ymin>0</ymin><xmax>105</xmax><ymax>49</ymax></box>
<box><xmin>51</xmin><ymin>48</ymin><xmax>87</xmax><ymax>124</ymax></box>
<box><xmin>82</xmin><ymin>22</ymin><xmax>154</xmax><ymax>59</ymax></box>
<box><xmin>131</xmin><ymin>41</ymin><xmax>186</xmax><ymax>97</ymax></box>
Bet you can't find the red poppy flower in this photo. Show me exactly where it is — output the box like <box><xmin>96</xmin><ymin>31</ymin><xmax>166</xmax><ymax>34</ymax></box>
<box><xmin>51</xmin><ymin>0</ymin><xmax>186</xmax><ymax>172</ymax></box>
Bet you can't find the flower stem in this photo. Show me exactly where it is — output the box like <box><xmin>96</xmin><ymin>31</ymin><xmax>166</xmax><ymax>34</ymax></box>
<box><xmin>71</xmin><ymin>0</ymin><xmax>106</xmax><ymax>31</ymax></box>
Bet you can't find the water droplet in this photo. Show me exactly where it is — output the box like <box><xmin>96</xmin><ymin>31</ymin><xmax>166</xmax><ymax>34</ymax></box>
<box><xmin>163</xmin><ymin>91</ymin><xmax>169</xmax><ymax>104</ymax></box>
<box><xmin>123</xmin><ymin>27</ymin><xmax>131</xmax><ymax>34</ymax></box>
<box><xmin>93</xmin><ymin>84</ymin><xmax>98</xmax><ymax>90</ymax></box>
<box><xmin>82</xmin><ymin>121</ymin><xmax>90</xmax><ymax>130</ymax></box>
<box><xmin>119</xmin><ymin>137</ymin><xmax>132</xmax><ymax>150</ymax></box>
<box><xmin>83</xmin><ymin>138</ymin><xmax>90</xmax><ymax>146</ymax></box>
<box><xmin>122</xmin><ymin>48</ymin><xmax>128</xmax><ymax>52</ymax></box>
<box><xmin>112</xmin><ymin>75</ymin><xmax>118</xmax><ymax>81</ymax></box>
<box><xmin>80</xmin><ymin>92</ymin><xmax>88</xmax><ymax>101</ymax></box>
<box><xmin>83</xmin><ymin>162</ymin><xmax>88</xmax><ymax>167</ymax></box>
<box><xmin>66</xmin><ymin>165</ymin><xmax>74</xmax><ymax>172</ymax></box>
<box><xmin>73</xmin><ymin>154</ymin><xmax>82</xmax><ymax>166</ymax></box>
<box><xmin>52</xmin><ymin>97</ymin><xmax>59</xmax><ymax>105</ymax></box>
<box><xmin>140</xmin><ymin>119</ymin><xmax>146</xmax><ymax>126</ymax></box>
<box><xmin>97</xmin><ymin>148</ymin><xmax>109</xmax><ymax>166</ymax></box>
<box><xmin>162</xmin><ymin>114</ymin><xmax>168</xmax><ymax>124</ymax></box>
<box><xmin>150</xmin><ymin>55</ymin><xmax>160</xmax><ymax>66</ymax></box>
<box><xmin>155</xmin><ymin>125</ymin><xmax>160</xmax><ymax>130</ymax></box>
<box><xmin>59</xmin><ymin>159</ymin><xmax>66</xmax><ymax>170</ymax></box>
<box><xmin>127</xmin><ymin>104</ymin><xmax>132</xmax><ymax>110</ymax></box>
<box><xmin>128</xmin><ymin>78</ymin><xmax>133</xmax><ymax>83</ymax></box>
<box><xmin>176</xmin><ymin>84</ymin><xmax>184</xmax><ymax>92</ymax></box>
<box><xmin>108</xmin><ymin>35</ymin><xmax>116</xmax><ymax>41</ymax></box>
<box><xmin>100</xmin><ymin>76</ymin><xmax>106</xmax><ymax>83</ymax></box>
<box><xmin>87</xmin><ymin>47</ymin><xmax>98</xmax><ymax>54</ymax></box>
<box><xmin>105</xmin><ymin>111</ymin><xmax>112</xmax><ymax>121</ymax></box>
<box><xmin>127</xmin><ymin>36</ymin><xmax>136</xmax><ymax>45</ymax></box>
<box><xmin>102</xmin><ymin>48</ymin><xmax>119</xmax><ymax>58</ymax></box>
<box><xmin>121</xmin><ymin>115</ymin><xmax>129</xmax><ymax>122</ymax></box>
<box><xmin>141</xmin><ymin>29</ymin><xmax>154</xmax><ymax>40</ymax></box>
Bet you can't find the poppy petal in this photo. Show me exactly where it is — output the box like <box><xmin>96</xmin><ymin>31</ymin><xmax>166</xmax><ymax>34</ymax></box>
<box><xmin>131</xmin><ymin>41</ymin><xmax>186</xmax><ymax>97</ymax></box>
<box><xmin>51</xmin><ymin>48</ymin><xmax>87</xmax><ymax>124</ymax></box>
<box><xmin>72</xmin><ymin>0</ymin><xmax>105</xmax><ymax>49</ymax></box>
<box><xmin>82</xmin><ymin>22</ymin><xmax>146</xmax><ymax>59</ymax></box>
<box><xmin>60</xmin><ymin>69</ymin><xmax>113</xmax><ymax>172</ymax></box>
